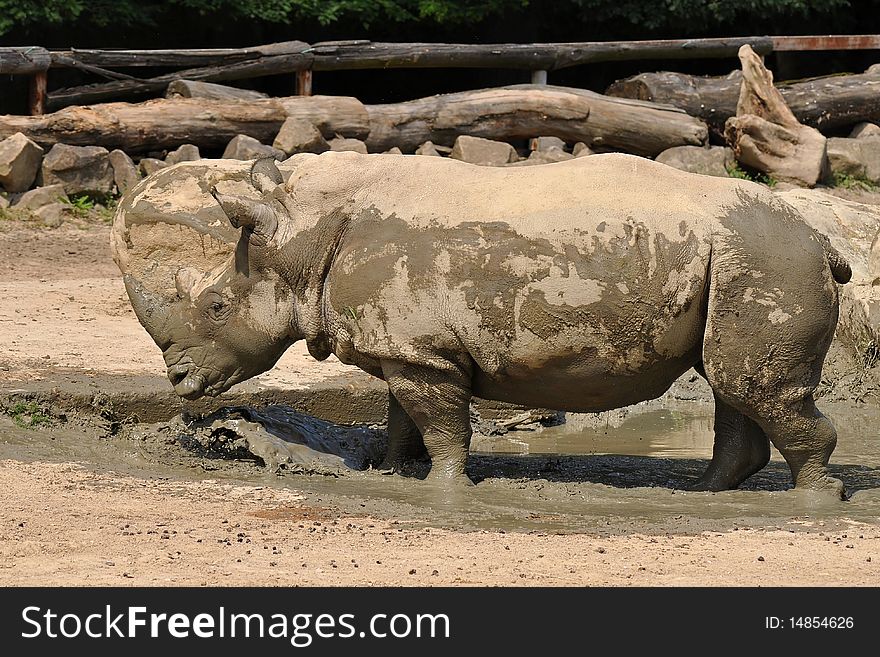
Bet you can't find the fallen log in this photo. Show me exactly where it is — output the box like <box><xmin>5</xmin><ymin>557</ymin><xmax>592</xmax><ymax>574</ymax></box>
<box><xmin>366</xmin><ymin>84</ymin><xmax>708</xmax><ymax>156</ymax></box>
<box><xmin>0</xmin><ymin>47</ymin><xmax>51</xmax><ymax>75</ymax></box>
<box><xmin>165</xmin><ymin>80</ymin><xmax>268</xmax><ymax>101</ymax></box>
<box><xmin>0</xmin><ymin>96</ymin><xmax>369</xmax><ymax>153</ymax></box>
<box><xmin>607</xmin><ymin>64</ymin><xmax>880</xmax><ymax>134</ymax></box>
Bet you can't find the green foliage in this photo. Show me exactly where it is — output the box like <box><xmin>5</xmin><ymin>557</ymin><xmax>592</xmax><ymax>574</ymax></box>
<box><xmin>726</xmin><ymin>163</ymin><xmax>776</xmax><ymax>187</ymax></box>
<box><xmin>7</xmin><ymin>401</ymin><xmax>54</xmax><ymax>429</ymax></box>
<box><xmin>0</xmin><ymin>0</ymin><xmax>524</xmax><ymax>33</ymax></box>
<box><xmin>63</xmin><ymin>193</ymin><xmax>95</xmax><ymax>217</ymax></box>
<box><xmin>833</xmin><ymin>171</ymin><xmax>878</xmax><ymax>191</ymax></box>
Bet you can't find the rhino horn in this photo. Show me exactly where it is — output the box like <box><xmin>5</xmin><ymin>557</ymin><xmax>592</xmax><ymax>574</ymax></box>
<box><xmin>210</xmin><ymin>188</ymin><xmax>278</xmax><ymax>247</ymax></box>
<box><xmin>124</xmin><ymin>274</ymin><xmax>173</xmax><ymax>346</ymax></box>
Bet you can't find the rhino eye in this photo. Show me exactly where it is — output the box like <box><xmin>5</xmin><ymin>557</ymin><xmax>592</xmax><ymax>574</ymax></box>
<box><xmin>205</xmin><ymin>299</ymin><xmax>231</xmax><ymax>322</ymax></box>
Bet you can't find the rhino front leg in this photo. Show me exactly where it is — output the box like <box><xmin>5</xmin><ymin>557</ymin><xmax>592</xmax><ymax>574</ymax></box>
<box><xmin>381</xmin><ymin>359</ymin><xmax>474</xmax><ymax>485</ymax></box>
<box><xmin>378</xmin><ymin>388</ymin><xmax>428</xmax><ymax>473</ymax></box>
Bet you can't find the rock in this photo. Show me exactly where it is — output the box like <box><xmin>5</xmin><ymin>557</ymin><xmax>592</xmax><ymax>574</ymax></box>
<box><xmin>109</xmin><ymin>150</ymin><xmax>140</xmax><ymax>195</ymax></box>
<box><xmin>139</xmin><ymin>158</ymin><xmax>168</xmax><ymax>176</ymax></box>
<box><xmin>827</xmin><ymin>137</ymin><xmax>880</xmax><ymax>184</ymax></box>
<box><xmin>272</xmin><ymin>118</ymin><xmax>329</xmax><ymax>156</ymax></box>
<box><xmin>533</xmin><ymin>136</ymin><xmax>566</xmax><ymax>152</ymax></box>
<box><xmin>724</xmin><ymin>45</ymin><xmax>827</xmax><ymax>187</ymax></box>
<box><xmin>165</xmin><ymin>144</ymin><xmax>201</xmax><ymax>165</ymax></box>
<box><xmin>33</xmin><ymin>202</ymin><xmax>68</xmax><ymax>228</ymax></box>
<box><xmin>222</xmin><ymin>135</ymin><xmax>284</xmax><ymax>161</ymax></box>
<box><xmin>415</xmin><ymin>141</ymin><xmax>442</xmax><ymax>156</ymax></box>
<box><xmin>572</xmin><ymin>142</ymin><xmax>593</xmax><ymax>157</ymax></box>
<box><xmin>0</xmin><ymin>195</ymin><xmax>8</xmax><ymax>209</ymax></box>
<box><xmin>450</xmin><ymin>135</ymin><xmax>517</xmax><ymax>166</ymax></box>
<box><xmin>779</xmin><ymin>189</ymin><xmax>880</xmax><ymax>361</ymax></box>
<box><xmin>850</xmin><ymin>122</ymin><xmax>880</xmax><ymax>140</ymax></box>
<box><xmin>14</xmin><ymin>184</ymin><xmax>68</xmax><ymax>210</ymax></box>
<box><xmin>383</xmin><ymin>147</ymin><xmax>403</xmax><ymax>155</ymax></box>
<box><xmin>509</xmin><ymin>148</ymin><xmax>573</xmax><ymax>166</ymax></box>
<box><xmin>0</xmin><ymin>132</ymin><xmax>44</xmax><ymax>193</ymax></box>
<box><xmin>328</xmin><ymin>137</ymin><xmax>368</xmax><ymax>154</ymax></box>
<box><xmin>41</xmin><ymin>144</ymin><xmax>114</xmax><ymax>196</ymax></box>
<box><xmin>656</xmin><ymin>145</ymin><xmax>734</xmax><ymax>177</ymax></box>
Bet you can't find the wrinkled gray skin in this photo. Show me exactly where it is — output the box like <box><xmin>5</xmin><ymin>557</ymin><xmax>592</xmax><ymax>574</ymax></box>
<box><xmin>123</xmin><ymin>152</ymin><xmax>852</xmax><ymax>497</ymax></box>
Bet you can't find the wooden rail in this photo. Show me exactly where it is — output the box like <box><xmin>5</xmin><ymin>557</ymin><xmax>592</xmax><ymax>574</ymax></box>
<box><xmin>2</xmin><ymin>35</ymin><xmax>878</xmax><ymax>115</ymax></box>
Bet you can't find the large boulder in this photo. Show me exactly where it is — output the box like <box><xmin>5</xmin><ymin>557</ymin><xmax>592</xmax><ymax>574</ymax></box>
<box><xmin>778</xmin><ymin>189</ymin><xmax>880</xmax><ymax>362</ymax></box>
<box><xmin>826</xmin><ymin>137</ymin><xmax>880</xmax><ymax>184</ymax></box>
<box><xmin>655</xmin><ymin>145</ymin><xmax>734</xmax><ymax>178</ymax></box>
<box><xmin>41</xmin><ymin>144</ymin><xmax>114</xmax><ymax>196</ymax></box>
<box><xmin>109</xmin><ymin>150</ymin><xmax>140</xmax><ymax>196</ymax></box>
<box><xmin>14</xmin><ymin>184</ymin><xmax>68</xmax><ymax>211</ymax></box>
<box><xmin>272</xmin><ymin>118</ymin><xmax>329</xmax><ymax>156</ymax></box>
<box><xmin>222</xmin><ymin>135</ymin><xmax>284</xmax><ymax>161</ymax></box>
<box><xmin>0</xmin><ymin>132</ymin><xmax>44</xmax><ymax>193</ymax></box>
<box><xmin>450</xmin><ymin>135</ymin><xmax>517</xmax><ymax>166</ymax></box>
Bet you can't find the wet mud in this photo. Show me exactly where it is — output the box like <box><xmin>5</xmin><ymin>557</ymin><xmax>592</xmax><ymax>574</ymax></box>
<box><xmin>2</xmin><ymin>398</ymin><xmax>878</xmax><ymax>536</ymax></box>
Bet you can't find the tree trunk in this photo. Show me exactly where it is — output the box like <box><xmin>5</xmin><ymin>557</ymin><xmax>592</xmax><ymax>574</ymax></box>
<box><xmin>0</xmin><ymin>96</ymin><xmax>369</xmax><ymax>153</ymax></box>
<box><xmin>607</xmin><ymin>65</ymin><xmax>880</xmax><ymax>134</ymax></box>
<box><xmin>724</xmin><ymin>45</ymin><xmax>827</xmax><ymax>187</ymax></box>
<box><xmin>366</xmin><ymin>84</ymin><xmax>708</xmax><ymax>156</ymax></box>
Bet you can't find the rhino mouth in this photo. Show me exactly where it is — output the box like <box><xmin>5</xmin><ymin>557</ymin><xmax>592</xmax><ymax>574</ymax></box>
<box><xmin>167</xmin><ymin>361</ymin><xmax>208</xmax><ymax>400</ymax></box>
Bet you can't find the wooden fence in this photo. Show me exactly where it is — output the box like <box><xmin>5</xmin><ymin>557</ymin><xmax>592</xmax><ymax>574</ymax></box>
<box><xmin>2</xmin><ymin>35</ymin><xmax>880</xmax><ymax>115</ymax></box>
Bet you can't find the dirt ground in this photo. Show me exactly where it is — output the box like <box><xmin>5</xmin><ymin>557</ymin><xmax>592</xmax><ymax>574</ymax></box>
<box><xmin>1</xmin><ymin>212</ymin><xmax>879</xmax><ymax>586</ymax></box>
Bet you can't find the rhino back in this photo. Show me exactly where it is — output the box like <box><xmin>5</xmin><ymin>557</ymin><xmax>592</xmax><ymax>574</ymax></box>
<box><xmin>291</xmin><ymin>153</ymin><xmax>747</xmax><ymax>405</ymax></box>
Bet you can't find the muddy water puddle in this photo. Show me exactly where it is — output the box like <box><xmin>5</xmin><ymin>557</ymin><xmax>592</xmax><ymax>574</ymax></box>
<box><xmin>2</xmin><ymin>401</ymin><xmax>878</xmax><ymax>534</ymax></box>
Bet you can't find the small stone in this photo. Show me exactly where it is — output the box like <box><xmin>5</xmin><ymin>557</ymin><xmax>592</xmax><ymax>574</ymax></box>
<box><xmin>139</xmin><ymin>158</ymin><xmax>168</xmax><ymax>176</ymax></box>
<box><xmin>273</xmin><ymin>118</ymin><xmax>329</xmax><ymax>155</ymax></box>
<box><xmin>109</xmin><ymin>150</ymin><xmax>140</xmax><ymax>195</ymax></box>
<box><xmin>450</xmin><ymin>135</ymin><xmax>517</xmax><ymax>166</ymax></box>
<box><xmin>14</xmin><ymin>184</ymin><xmax>68</xmax><ymax>210</ymax></box>
<box><xmin>165</xmin><ymin>144</ymin><xmax>201</xmax><ymax>165</ymax></box>
<box><xmin>408</xmin><ymin>569</ymin><xmax>416</xmax><ymax>575</ymax></box>
<box><xmin>849</xmin><ymin>122</ymin><xmax>880</xmax><ymax>140</ymax></box>
<box><xmin>596</xmin><ymin>547</ymin><xmax>606</xmax><ymax>554</ymax></box>
<box><xmin>572</xmin><ymin>142</ymin><xmax>594</xmax><ymax>158</ymax></box>
<box><xmin>511</xmin><ymin>147</ymin><xmax>573</xmax><ymax>166</ymax></box>
<box><xmin>757</xmin><ymin>556</ymin><xmax>765</xmax><ymax>561</ymax></box>
<box><xmin>222</xmin><ymin>134</ymin><xmax>284</xmax><ymax>161</ymax></box>
<box><xmin>0</xmin><ymin>195</ymin><xmax>8</xmax><ymax>209</ymax></box>
<box><xmin>0</xmin><ymin>132</ymin><xmax>44</xmax><ymax>193</ymax></box>
<box><xmin>383</xmin><ymin>146</ymin><xmax>403</xmax><ymax>155</ymax></box>
<box><xmin>416</xmin><ymin>141</ymin><xmax>442</xmax><ymax>157</ymax></box>
<box><xmin>533</xmin><ymin>136</ymin><xmax>566</xmax><ymax>152</ymax></box>
<box><xmin>41</xmin><ymin>144</ymin><xmax>114</xmax><ymax>196</ymax></box>
<box><xmin>328</xmin><ymin>137</ymin><xmax>368</xmax><ymax>154</ymax></box>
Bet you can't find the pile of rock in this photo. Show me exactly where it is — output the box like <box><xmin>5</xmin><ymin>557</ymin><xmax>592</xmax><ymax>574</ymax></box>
<box><xmin>0</xmin><ymin>122</ymin><xmax>601</xmax><ymax>227</ymax></box>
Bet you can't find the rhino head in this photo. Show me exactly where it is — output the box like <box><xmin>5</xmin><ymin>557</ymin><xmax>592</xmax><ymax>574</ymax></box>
<box><xmin>123</xmin><ymin>158</ymin><xmax>299</xmax><ymax>400</ymax></box>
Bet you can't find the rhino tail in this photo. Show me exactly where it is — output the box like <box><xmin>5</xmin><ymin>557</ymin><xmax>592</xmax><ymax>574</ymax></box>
<box><xmin>817</xmin><ymin>234</ymin><xmax>852</xmax><ymax>284</ymax></box>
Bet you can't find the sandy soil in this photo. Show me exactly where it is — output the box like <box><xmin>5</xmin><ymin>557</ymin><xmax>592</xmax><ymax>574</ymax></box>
<box><xmin>2</xmin><ymin>459</ymin><xmax>877</xmax><ymax>586</ymax></box>
<box><xmin>1</xmin><ymin>213</ymin><xmax>879</xmax><ymax>587</ymax></box>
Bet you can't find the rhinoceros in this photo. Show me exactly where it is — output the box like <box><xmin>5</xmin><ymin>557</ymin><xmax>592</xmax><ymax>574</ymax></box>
<box><xmin>113</xmin><ymin>152</ymin><xmax>852</xmax><ymax>497</ymax></box>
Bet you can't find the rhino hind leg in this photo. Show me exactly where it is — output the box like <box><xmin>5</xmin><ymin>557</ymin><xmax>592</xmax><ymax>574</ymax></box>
<box><xmin>380</xmin><ymin>359</ymin><xmax>474</xmax><ymax>486</ymax></box>
<box><xmin>377</xmin><ymin>389</ymin><xmax>428</xmax><ymax>473</ymax></box>
<box><xmin>690</xmin><ymin>391</ymin><xmax>770</xmax><ymax>491</ymax></box>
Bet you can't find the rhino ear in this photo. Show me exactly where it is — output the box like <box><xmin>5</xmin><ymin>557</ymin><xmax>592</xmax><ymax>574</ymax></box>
<box><xmin>210</xmin><ymin>187</ymin><xmax>278</xmax><ymax>247</ymax></box>
<box><xmin>250</xmin><ymin>156</ymin><xmax>283</xmax><ymax>193</ymax></box>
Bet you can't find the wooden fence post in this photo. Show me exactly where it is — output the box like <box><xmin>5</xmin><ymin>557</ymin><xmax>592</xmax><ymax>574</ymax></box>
<box><xmin>296</xmin><ymin>68</ymin><xmax>313</xmax><ymax>96</ymax></box>
<box><xmin>28</xmin><ymin>70</ymin><xmax>47</xmax><ymax>115</ymax></box>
